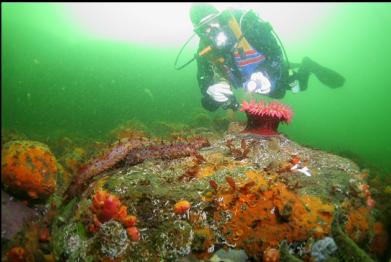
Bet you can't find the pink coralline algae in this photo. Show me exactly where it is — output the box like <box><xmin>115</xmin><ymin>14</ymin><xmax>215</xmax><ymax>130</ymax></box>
<box><xmin>240</xmin><ymin>99</ymin><xmax>293</xmax><ymax>136</ymax></box>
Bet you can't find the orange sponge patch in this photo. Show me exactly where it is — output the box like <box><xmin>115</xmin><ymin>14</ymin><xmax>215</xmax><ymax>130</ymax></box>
<box><xmin>1</xmin><ymin>140</ymin><xmax>58</xmax><ymax>199</ymax></box>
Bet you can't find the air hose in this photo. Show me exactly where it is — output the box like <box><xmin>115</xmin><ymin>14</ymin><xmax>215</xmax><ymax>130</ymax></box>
<box><xmin>174</xmin><ymin>33</ymin><xmax>198</xmax><ymax>70</ymax></box>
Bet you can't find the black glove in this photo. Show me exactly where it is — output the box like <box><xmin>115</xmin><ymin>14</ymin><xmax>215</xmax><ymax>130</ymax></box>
<box><xmin>222</xmin><ymin>96</ymin><xmax>240</xmax><ymax>111</ymax></box>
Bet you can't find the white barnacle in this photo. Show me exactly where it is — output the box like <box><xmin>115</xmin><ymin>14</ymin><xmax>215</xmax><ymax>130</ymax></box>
<box><xmin>207</xmin><ymin>244</ymin><xmax>215</xmax><ymax>253</ymax></box>
<box><xmin>222</xmin><ymin>241</ymin><xmax>237</xmax><ymax>248</ymax></box>
<box><xmin>193</xmin><ymin>202</ymin><xmax>202</xmax><ymax>208</ymax></box>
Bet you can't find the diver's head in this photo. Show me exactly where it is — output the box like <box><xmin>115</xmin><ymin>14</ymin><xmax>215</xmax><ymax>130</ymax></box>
<box><xmin>190</xmin><ymin>4</ymin><xmax>235</xmax><ymax>53</ymax></box>
<box><xmin>189</xmin><ymin>3</ymin><xmax>219</xmax><ymax>28</ymax></box>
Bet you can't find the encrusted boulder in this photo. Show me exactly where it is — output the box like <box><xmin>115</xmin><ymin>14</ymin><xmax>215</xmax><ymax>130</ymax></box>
<box><xmin>53</xmin><ymin>131</ymin><xmax>387</xmax><ymax>261</ymax></box>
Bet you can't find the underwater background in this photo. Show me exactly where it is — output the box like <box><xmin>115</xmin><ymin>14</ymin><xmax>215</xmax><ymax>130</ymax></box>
<box><xmin>2</xmin><ymin>2</ymin><xmax>391</xmax><ymax>173</ymax></box>
<box><xmin>2</xmin><ymin>3</ymin><xmax>391</xmax><ymax>262</ymax></box>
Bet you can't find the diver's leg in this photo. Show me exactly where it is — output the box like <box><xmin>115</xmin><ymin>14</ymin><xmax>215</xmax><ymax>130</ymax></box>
<box><xmin>289</xmin><ymin>62</ymin><xmax>301</xmax><ymax>69</ymax></box>
<box><xmin>288</xmin><ymin>61</ymin><xmax>310</xmax><ymax>91</ymax></box>
<box><xmin>300</xmin><ymin>57</ymin><xmax>346</xmax><ymax>88</ymax></box>
<box><xmin>288</xmin><ymin>68</ymin><xmax>310</xmax><ymax>91</ymax></box>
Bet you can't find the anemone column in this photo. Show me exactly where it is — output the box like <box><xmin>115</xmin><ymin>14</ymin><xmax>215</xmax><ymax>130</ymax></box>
<box><xmin>240</xmin><ymin>100</ymin><xmax>293</xmax><ymax>136</ymax></box>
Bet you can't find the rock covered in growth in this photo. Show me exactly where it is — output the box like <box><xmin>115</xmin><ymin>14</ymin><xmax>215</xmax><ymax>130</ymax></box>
<box><xmin>1</xmin><ymin>140</ymin><xmax>59</xmax><ymax>200</ymax></box>
<box><xmin>154</xmin><ymin>220</ymin><xmax>194</xmax><ymax>260</ymax></box>
<box><xmin>210</xmin><ymin>248</ymin><xmax>248</xmax><ymax>262</ymax></box>
<box><xmin>98</xmin><ymin>220</ymin><xmax>130</xmax><ymax>259</ymax></box>
<box><xmin>55</xmin><ymin>132</ymin><xmax>386</xmax><ymax>261</ymax></box>
<box><xmin>53</xmin><ymin>222</ymin><xmax>89</xmax><ymax>262</ymax></box>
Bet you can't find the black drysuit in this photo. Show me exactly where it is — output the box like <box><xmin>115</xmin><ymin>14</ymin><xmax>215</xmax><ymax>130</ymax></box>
<box><xmin>195</xmin><ymin>9</ymin><xmax>290</xmax><ymax>111</ymax></box>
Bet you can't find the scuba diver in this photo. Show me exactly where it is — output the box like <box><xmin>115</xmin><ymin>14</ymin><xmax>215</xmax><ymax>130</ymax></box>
<box><xmin>177</xmin><ymin>3</ymin><xmax>345</xmax><ymax>111</ymax></box>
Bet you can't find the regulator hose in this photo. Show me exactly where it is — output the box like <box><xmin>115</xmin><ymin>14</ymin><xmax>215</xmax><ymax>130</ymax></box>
<box><xmin>174</xmin><ymin>33</ymin><xmax>198</xmax><ymax>70</ymax></box>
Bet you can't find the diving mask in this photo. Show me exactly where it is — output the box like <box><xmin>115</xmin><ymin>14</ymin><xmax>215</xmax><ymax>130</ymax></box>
<box><xmin>194</xmin><ymin>10</ymin><xmax>238</xmax><ymax>53</ymax></box>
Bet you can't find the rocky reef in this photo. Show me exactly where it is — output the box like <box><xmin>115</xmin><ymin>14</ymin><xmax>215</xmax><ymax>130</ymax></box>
<box><xmin>1</xmin><ymin>118</ymin><xmax>390</xmax><ymax>261</ymax></box>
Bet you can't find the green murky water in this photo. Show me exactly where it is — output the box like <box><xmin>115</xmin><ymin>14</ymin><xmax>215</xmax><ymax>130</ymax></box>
<box><xmin>2</xmin><ymin>3</ymin><xmax>391</xmax><ymax>173</ymax></box>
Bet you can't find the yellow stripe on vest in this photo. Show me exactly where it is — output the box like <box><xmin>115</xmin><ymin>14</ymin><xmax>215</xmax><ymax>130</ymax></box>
<box><xmin>226</xmin><ymin>11</ymin><xmax>251</xmax><ymax>52</ymax></box>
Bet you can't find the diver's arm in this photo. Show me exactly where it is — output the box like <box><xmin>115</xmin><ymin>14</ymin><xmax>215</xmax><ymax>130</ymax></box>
<box><xmin>196</xmin><ymin>53</ymin><xmax>223</xmax><ymax>111</ymax></box>
<box><xmin>200</xmin><ymin>96</ymin><xmax>220</xmax><ymax>112</ymax></box>
<box><xmin>196</xmin><ymin>43</ymin><xmax>216</xmax><ymax>96</ymax></box>
<box><xmin>196</xmin><ymin>43</ymin><xmax>237</xmax><ymax>111</ymax></box>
